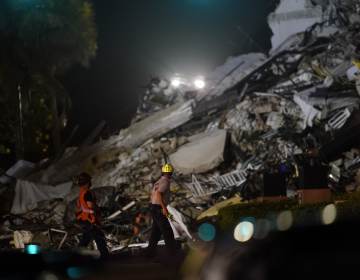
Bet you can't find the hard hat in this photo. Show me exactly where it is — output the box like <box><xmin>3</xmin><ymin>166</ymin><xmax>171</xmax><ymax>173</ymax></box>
<box><xmin>162</xmin><ymin>163</ymin><xmax>174</xmax><ymax>174</ymax></box>
<box><xmin>77</xmin><ymin>172</ymin><xmax>92</xmax><ymax>186</ymax></box>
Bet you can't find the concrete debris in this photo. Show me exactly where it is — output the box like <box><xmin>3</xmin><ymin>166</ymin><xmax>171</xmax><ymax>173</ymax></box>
<box><xmin>169</xmin><ymin>129</ymin><xmax>228</xmax><ymax>175</ymax></box>
<box><xmin>121</xmin><ymin>100</ymin><xmax>195</xmax><ymax>148</ymax></box>
<box><xmin>266</xmin><ymin>112</ymin><xmax>285</xmax><ymax>130</ymax></box>
<box><xmin>203</xmin><ymin>53</ymin><xmax>267</xmax><ymax>100</ymax></box>
<box><xmin>293</xmin><ymin>95</ymin><xmax>321</xmax><ymax>128</ymax></box>
<box><xmin>268</xmin><ymin>0</ymin><xmax>324</xmax><ymax>51</ymax></box>
<box><xmin>3</xmin><ymin>0</ymin><xmax>360</xmax><ymax>252</ymax></box>
<box><xmin>12</xmin><ymin>230</ymin><xmax>33</xmax><ymax>249</ymax></box>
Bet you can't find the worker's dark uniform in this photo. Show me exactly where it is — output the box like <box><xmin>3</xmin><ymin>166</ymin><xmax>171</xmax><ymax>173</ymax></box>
<box><xmin>76</xmin><ymin>188</ymin><xmax>109</xmax><ymax>258</ymax></box>
<box><xmin>146</xmin><ymin>176</ymin><xmax>177</xmax><ymax>257</ymax></box>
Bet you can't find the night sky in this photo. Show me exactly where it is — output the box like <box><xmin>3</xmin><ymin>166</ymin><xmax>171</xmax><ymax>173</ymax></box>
<box><xmin>63</xmin><ymin>0</ymin><xmax>279</xmax><ymax>143</ymax></box>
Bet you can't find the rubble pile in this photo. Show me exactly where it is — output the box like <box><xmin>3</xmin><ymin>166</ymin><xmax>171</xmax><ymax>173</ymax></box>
<box><xmin>2</xmin><ymin>0</ymin><xmax>360</xmax><ymax>252</ymax></box>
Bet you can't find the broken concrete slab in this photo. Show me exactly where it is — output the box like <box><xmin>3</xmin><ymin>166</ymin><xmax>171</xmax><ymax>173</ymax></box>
<box><xmin>170</xmin><ymin>129</ymin><xmax>228</xmax><ymax>175</ymax></box>
<box><xmin>121</xmin><ymin>100</ymin><xmax>195</xmax><ymax>148</ymax></box>
<box><xmin>204</xmin><ymin>53</ymin><xmax>267</xmax><ymax>100</ymax></box>
<box><xmin>268</xmin><ymin>0</ymin><xmax>324</xmax><ymax>51</ymax></box>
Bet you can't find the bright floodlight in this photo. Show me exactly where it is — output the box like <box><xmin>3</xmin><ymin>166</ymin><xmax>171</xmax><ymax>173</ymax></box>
<box><xmin>194</xmin><ymin>79</ymin><xmax>205</xmax><ymax>89</ymax></box>
<box><xmin>171</xmin><ymin>78</ymin><xmax>181</xmax><ymax>88</ymax></box>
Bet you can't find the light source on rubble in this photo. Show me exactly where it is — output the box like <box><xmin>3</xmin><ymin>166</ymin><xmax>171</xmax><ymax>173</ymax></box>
<box><xmin>25</xmin><ymin>243</ymin><xmax>41</xmax><ymax>255</ymax></box>
<box><xmin>171</xmin><ymin>78</ymin><xmax>181</xmax><ymax>88</ymax></box>
<box><xmin>234</xmin><ymin>221</ymin><xmax>254</xmax><ymax>242</ymax></box>
<box><xmin>194</xmin><ymin>78</ymin><xmax>205</xmax><ymax>89</ymax></box>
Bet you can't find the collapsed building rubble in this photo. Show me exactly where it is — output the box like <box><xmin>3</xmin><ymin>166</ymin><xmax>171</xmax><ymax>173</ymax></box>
<box><xmin>169</xmin><ymin>129</ymin><xmax>228</xmax><ymax>175</ymax></box>
<box><xmin>2</xmin><ymin>0</ymin><xmax>360</xmax><ymax>253</ymax></box>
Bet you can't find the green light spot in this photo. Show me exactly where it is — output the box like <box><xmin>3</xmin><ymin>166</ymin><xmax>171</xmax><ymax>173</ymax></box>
<box><xmin>67</xmin><ymin>267</ymin><xmax>88</xmax><ymax>279</ymax></box>
<box><xmin>198</xmin><ymin>223</ymin><xmax>216</xmax><ymax>242</ymax></box>
<box><xmin>25</xmin><ymin>244</ymin><xmax>41</xmax><ymax>255</ymax></box>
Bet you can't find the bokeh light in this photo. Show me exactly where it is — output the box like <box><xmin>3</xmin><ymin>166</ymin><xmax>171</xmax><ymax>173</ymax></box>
<box><xmin>67</xmin><ymin>267</ymin><xmax>88</xmax><ymax>279</ymax></box>
<box><xmin>38</xmin><ymin>271</ymin><xmax>58</xmax><ymax>280</ymax></box>
<box><xmin>25</xmin><ymin>244</ymin><xmax>41</xmax><ymax>255</ymax></box>
<box><xmin>254</xmin><ymin>219</ymin><xmax>271</xmax><ymax>239</ymax></box>
<box><xmin>198</xmin><ymin>223</ymin><xmax>216</xmax><ymax>242</ymax></box>
<box><xmin>234</xmin><ymin>221</ymin><xmax>254</xmax><ymax>242</ymax></box>
<box><xmin>276</xmin><ymin>211</ymin><xmax>293</xmax><ymax>231</ymax></box>
<box><xmin>322</xmin><ymin>204</ymin><xmax>337</xmax><ymax>225</ymax></box>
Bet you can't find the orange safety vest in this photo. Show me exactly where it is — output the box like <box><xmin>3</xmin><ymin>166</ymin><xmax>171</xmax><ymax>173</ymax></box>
<box><xmin>76</xmin><ymin>187</ymin><xmax>97</xmax><ymax>224</ymax></box>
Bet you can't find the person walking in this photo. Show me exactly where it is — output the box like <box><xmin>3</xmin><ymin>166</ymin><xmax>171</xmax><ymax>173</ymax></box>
<box><xmin>146</xmin><ymin>164</ymin><xmax>177</xmax><ymax>258</ymax></box>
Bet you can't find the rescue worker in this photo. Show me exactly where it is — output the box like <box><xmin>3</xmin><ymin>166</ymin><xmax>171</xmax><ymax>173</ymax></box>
<box><xmin>76</xmin><ymin>172</ymin><xmax>109</xmax><ymax>258</ymax></box>
<box><xmin>146</xmin><ymin>163</ymin><xmax>177</xmax><ymax>258</ymax></box>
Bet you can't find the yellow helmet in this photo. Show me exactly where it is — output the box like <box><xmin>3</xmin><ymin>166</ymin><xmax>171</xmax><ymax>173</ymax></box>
<box><xmin>162</xmin><ymin>163</ymin><xmax>174</xmax><ymax>173</ymax></box>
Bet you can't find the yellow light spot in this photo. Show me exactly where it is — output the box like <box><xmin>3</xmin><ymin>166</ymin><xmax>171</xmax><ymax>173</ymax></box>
<box><xmin>322</xmin><ymin>204</ymin><xmax>337</xmax><ymax>225</ymax></box>
<box><xmin>276</xmin><ymin>211</ymin><xmax>293</xmax><ymax>231</ymax></box>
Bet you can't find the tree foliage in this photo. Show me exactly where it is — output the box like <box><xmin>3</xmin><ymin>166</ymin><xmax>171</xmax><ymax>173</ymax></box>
<box><xmin>0</xmin><ymin>0</ymin><xmax>97</xmax><ymax>71</ymax></box>
<box><xmin>0</xmin><ymin>0</ymin><xmax>97</xmax><ymax>162</ymax></box>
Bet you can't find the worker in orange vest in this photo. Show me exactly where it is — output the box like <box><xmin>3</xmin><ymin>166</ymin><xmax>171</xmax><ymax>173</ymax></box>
<box><xmin>76</xmin><ymin>172</ymin><xmax>109</xmax><ymax>258</ymax></box>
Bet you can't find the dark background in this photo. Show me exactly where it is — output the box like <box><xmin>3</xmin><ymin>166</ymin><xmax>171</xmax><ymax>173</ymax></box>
<box><xmin>63</xmin><ymin>0</ymin><xmax>279</xmax><ymax>143</ymax></box>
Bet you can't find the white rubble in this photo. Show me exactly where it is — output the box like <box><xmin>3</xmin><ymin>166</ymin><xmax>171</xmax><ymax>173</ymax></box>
<box><xmin>293</xmin><ymin>94</ymin><xmax>322</xmax><ymax>128</ymax></box>
<box><xmin>0</xmin><ymin>160</ymin><xmax>35</xmax><ymax>184</ymax></box>
<box><xmin>11</xmin><ymin>180</ymin><xmax>72</xmax><ymax>214</ymax></box>
<box><xmin>13</xmin><ymin>230</ymin><xmax>33</xmax><ymax>249</ymax></box>
<box><xmin>268</xmin><ymin>0</ymin><xmax>324</xmax><ymax>51</ymax></box>
<box><xmin>169</xmin><ymin>129</ymin><xmax>228</xmax><ymax>175</ymax></box>
<box><xmin>121</xmin><ymin>100</ymin><xmax>195</xmax><ymax>148</ymax></box>
<box><xmin>203</xmin><ymin>53</ymin><xmax>267</xmax><ymax>100</ymax></box>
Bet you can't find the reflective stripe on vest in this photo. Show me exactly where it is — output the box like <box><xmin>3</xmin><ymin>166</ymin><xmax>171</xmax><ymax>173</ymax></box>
<box><xmin>76</xmin><ymin>188</ymin><xmax>96</xmax><ymax>224</ymax></box>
